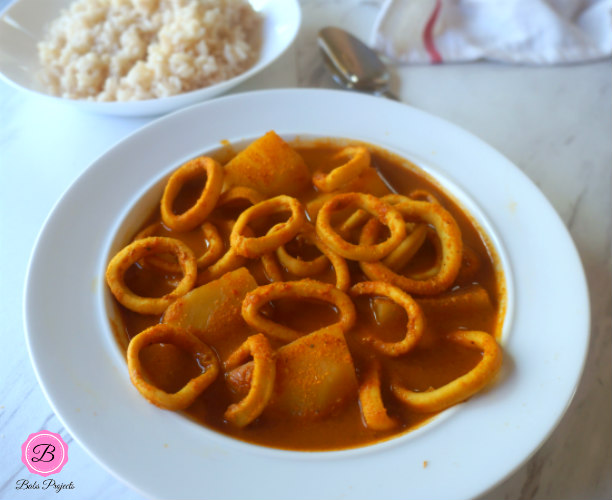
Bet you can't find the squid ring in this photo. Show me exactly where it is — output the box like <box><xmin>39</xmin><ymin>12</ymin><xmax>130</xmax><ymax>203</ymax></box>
<box><xmin>223</xmin><ymin>333</ymin><xmax>276</xmax><ymax>427</ymax></box>
<box><xmin>305</xmin><ymin>193</ymin><xmax>335</xmax><ymax>221</ymax></box>
<box><xmin>360</xmin><ymin>199</ymin><xmax>462</xmax><ymax>295</ymax></box>
<box><xmin>405</xmin><ymin>228</ymin><xmax>444</xmax><ymax>280</ymax></box>
<box><xmin>382</xmin><ymin>223</ymin><xmax>429</xmax><ymax>271</ymax></box>
<box><xmin>391</xmin><ymin>330</ymin><xmax>502</xmax><ymax>413</ymax></box>
<box><xmin>359</xmin><ymin>359</ymin><xmax>398</xmax><ymax>431</ymax></box>
<box><xmin>127</xmin><ymin>324</ymin><xmax>219</xmax><ymax>410</ymax></box>
<box><xmin>196</xmin><ymin>222</ymin><xmax>250</xmax><ymax>285</ymax></box>
<box><xmin>316</xmin><ymin>193</ymin><xmax>406</xmax><ymax>262</ymax></box>
<box><xmin>161</xmin><ymin>156</ymin><xmax>224</xmax><ymax>232</ymax></box>
<box><xmin>455</xmin><ymin>246</ymin><xmax>482</xmax><ymax>283</ymax></box>
<box><xmin>195</xmin><ymin>227</ymin><xmax>284</xmax><ymax>285</ymax></box>
<box><xmin>416</xmin><ymin>285</ymin><xmax>492</xmax><ymax>316</ymax></box>
<box><xmin>408</xmin><ymin>189</ymin><xmax>440</xmax><ymax>204</ymax></box>
<box><xmin>312</xmin><ymin>146</ymin><xmax>371</xmax><ymax>192</ymax></box>
<box><xmin>380</xmin><ymin>194</ymin><xmax>413</xmax><ymax>205</ymax></box>
<box><xmin>219</xmin><ymin>189</ymin><xmax>284</xmax><ymax>281</ymax></box>
<box><xmin>275</xmin><ymin>226</ymin><xmax>351</xmax><ymax>291</ymax></box>
<box><xmin>276</xmin><ymin>228</ymin><xmax>329</xmax><ymax>278</ymax></box>
<box><xmin>134</xmin><ymin>221</ymin><xmax>224</xmax><ymax>273</ymax></box>
<box><xmin>260</xmin><ymin>251</ymin><xmax>284</xmax><ymax>283</ymax></box>
<box><xmin>335</xmin><ymin>193</ymin><xmax>409</xmax><ymax>238</ymax></box>
<box><xmin>230</xmin><ymin>195</ymin><xmax>307</xmax><ymax>258</ymax></box>
<box><xmin>306</xmin><ymin>235</ymin><xmax>352</xmax><ymax>292</ymax></box>
<box><xmin>217</xmin><ymin>186</ymin><xmax>265</xmax><ymax>207</ymax></box>
<box><xmin>350</xmin><ymin>281</ymin><xmax>424</xmax><ymax>356</ymax></box>
<box><xmin>196</xmin><ymin>247</ymin><xmax>245</xmax><ymax>285</ymax></box>
<box><xmin>242</xmin><ymin>279</ymin><xmax>356</xmax><ymax>343</ymax></box>
<box><xmin>106</xmin><ymin>236</ymin><xmax>197</xmax><ymax>314</ymax></box>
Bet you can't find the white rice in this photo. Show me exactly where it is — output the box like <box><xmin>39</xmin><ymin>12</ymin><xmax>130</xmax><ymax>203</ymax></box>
<box><xmin>37</xmin><ymin>0</ymin><xmax>261</xmax><ymax>101</ymax></box>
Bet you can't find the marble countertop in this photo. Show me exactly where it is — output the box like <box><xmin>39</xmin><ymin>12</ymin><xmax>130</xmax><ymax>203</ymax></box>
<box><xmin>1</xmin><ymin>0</ymin><xmax>610</xmax><ymax>499</ymax></box>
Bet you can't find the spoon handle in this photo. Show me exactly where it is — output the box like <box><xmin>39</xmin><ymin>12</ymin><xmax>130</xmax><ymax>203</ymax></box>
<box><xmin>378</xmin><ymin>88</ymin><xmax>400</xmax><ymax>101</ymax></box>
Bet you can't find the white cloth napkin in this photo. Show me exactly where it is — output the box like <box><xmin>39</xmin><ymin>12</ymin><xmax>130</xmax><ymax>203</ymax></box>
<box><xmin>372</xmin><ymin>0</ymin><xmax>612</xmax><ymax>64</ymax></box>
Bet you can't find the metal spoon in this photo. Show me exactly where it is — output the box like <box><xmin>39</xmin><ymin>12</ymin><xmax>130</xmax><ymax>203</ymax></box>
<box><xmin>318</xmin><ymin>26</ymin><xmax>399</xmax><ymax>101</ymax></box>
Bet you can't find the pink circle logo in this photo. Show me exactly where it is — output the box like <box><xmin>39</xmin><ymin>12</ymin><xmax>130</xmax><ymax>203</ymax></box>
<box><xmin>21</xmin><ymin>431</ymin><xmax>69</xmax><ymax>477</ymax></box>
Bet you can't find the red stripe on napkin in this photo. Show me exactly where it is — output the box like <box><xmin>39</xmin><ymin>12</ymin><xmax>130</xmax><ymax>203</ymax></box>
<box><xmin>423</xmin><ymin>0</ymin><xmax>443</xmax><ymax>63</ymax></box>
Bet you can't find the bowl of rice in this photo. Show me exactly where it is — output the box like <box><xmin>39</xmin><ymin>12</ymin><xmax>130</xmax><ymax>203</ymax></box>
<box><xmin>0</xmin><ymin>0</ymin><xmax>301</xmax><ymax>116</ymax></box>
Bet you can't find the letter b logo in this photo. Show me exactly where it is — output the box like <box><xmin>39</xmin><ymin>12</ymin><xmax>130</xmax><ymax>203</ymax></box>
<box><xmin>31</xmin><ymin>444</ymin><xmax>56</xmax><ymax>463</ymax></box>
<box><xmin>21</xmin><ymin>431</ymin><xmax>68</xmax><ymax>477</ymax></box>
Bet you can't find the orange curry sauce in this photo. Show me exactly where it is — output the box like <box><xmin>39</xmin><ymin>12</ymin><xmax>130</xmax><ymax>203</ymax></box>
<box><xmin>111</xmin><ymin>139</ymin><xmax>505</xmax><ymax>451</ymax></box>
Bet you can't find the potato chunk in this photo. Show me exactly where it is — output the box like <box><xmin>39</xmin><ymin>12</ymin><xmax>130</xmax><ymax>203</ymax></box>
<box><xmin>371</xmin><ymin>297</ymin><xmax>405</xmax><ymax>326</ymax></box>
<box><xmin>273</xmin><ymin>324</ymin><xmax>357</xmax><ymax>418</ymax></box>
<box><xmin>224</xmin><ymin>131</ymin><xmax>311</xmax><ymax>197</ymax></box>
<box><xmin>342</xmin><ymin>167</ymin><xmax>390</xmax><ymax>197</ymax></box>
<box><xmin>163</xmin><ymin>267</ymin><xmax>257</xmax><ymax>345</ymax></box>
<box><xmin>227</xmin><ymin>325</ymin><xmax>358</xmax><ymax>419</ymax></box>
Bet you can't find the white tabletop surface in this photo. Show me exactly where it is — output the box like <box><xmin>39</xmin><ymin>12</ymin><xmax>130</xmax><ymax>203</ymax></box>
<box><xmin>1</xmin><ymin>0</ymin><xmax>610</xmax><ymax>499</ymax></box>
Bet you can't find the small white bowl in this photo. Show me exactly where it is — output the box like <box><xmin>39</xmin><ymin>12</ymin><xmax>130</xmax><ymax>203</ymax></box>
<box><xmin>0</xmin><ymin>0</ymin><xmax>301</xmax><ymax>116</ymax></box>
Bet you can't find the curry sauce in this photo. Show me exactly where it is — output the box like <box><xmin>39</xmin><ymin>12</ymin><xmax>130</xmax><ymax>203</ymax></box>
<box><xmin>109</xmin><ymin>136</ymin><xmax>505</xmax><ymax>451</ymax></box>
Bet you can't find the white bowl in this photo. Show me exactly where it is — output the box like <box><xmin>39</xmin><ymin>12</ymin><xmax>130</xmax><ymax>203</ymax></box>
<box><xmin>24</xmin><ymin>89</ymin><xmax>589</xmax><ymax>500</ymax></box>
<box><xmin>0</xmin><ymin>0</ymin><xmax>301</xmax><ymax>116</ymax></box>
